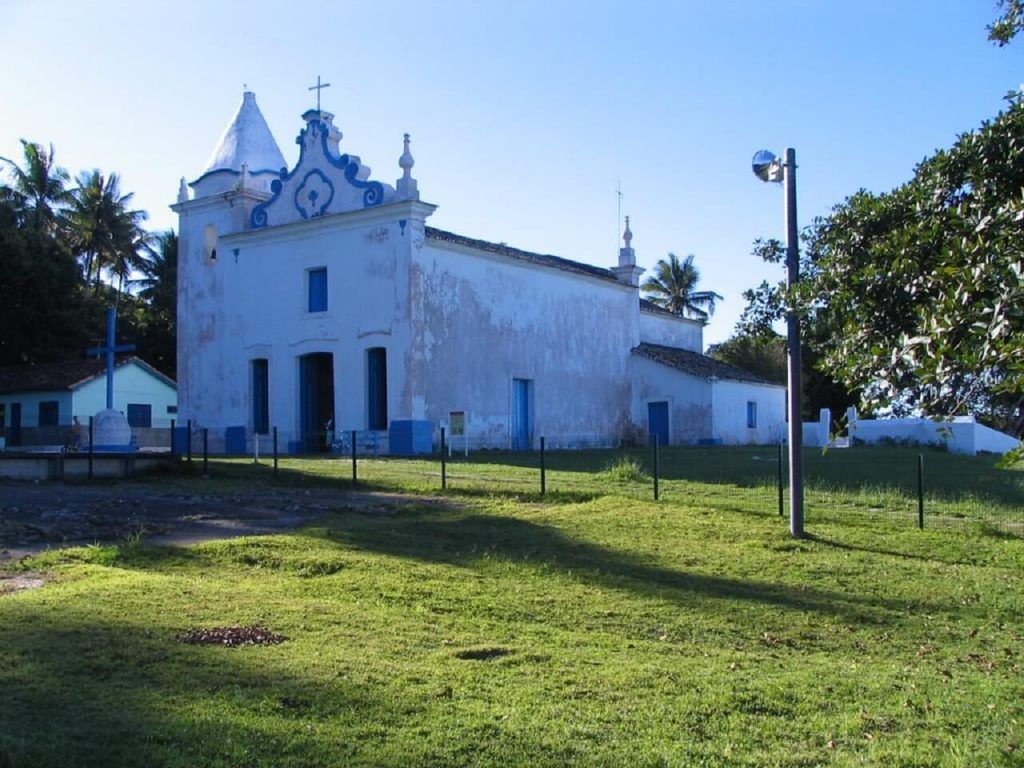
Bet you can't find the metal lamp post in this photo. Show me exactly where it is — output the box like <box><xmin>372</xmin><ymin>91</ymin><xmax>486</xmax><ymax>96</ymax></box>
<box><xmin>752</xmin><ymin>148</ymin><xmax>804</xmax><ymax>538</ymax></box>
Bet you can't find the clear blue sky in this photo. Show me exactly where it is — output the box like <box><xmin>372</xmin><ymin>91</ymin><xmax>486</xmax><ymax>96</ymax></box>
<box><xmin>1</xmin><ymin>1</ymin><xmax>1020</xmax><ymax>346</ymax></box>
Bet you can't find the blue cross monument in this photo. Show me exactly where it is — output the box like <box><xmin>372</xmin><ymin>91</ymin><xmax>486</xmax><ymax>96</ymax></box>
<box><xmin>86</xmin><ymin>308</ymin><xmax>136</xmax><ymax>410</ymax></box>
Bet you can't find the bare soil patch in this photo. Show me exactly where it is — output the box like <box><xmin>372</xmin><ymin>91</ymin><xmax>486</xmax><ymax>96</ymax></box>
<box><xmin>0</xmin><ymin>479</ymin><xmax>438</xmax><ymax>560</ymax></box>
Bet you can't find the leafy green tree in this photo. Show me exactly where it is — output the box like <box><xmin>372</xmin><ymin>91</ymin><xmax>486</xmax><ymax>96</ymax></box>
<box><xmin>0</xmin><ymin>199</ymin><xmax>90</xmax><ymax>365</ymax></box>
<box><xmin>797</xmin><ymin>91</ymin><xmax>1024</xmax><ymax>426</ymax></box>
<box><xmin>707</xmin><ymin>332</ymin><xmax>786</xmax><ymax>385</ymax></box>
<box><xmin>641</xmin><ymin>253</ymin><xmax>722</xmax><ymax>321</ymax></box>
<box><xmin>989</xmin><ymin>0</ymin><xmax>1024</xmax><ymax>45</ymax></box>
<box><xmin>0</xmin><ymin>140</ymin><xmax>72</xmax><ymax>233</ymax></box>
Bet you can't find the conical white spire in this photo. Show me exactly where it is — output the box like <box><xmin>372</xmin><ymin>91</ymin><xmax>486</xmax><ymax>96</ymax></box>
<box><xmin>201</xmin><ymin>91</ymin><xmax>286</xmax><ymax>177</ymax></box>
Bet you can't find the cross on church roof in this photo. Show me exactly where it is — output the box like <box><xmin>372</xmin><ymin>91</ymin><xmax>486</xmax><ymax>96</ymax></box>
<box><xmin>308</xmin><ymin>76</ymin><xmax>331</xmax><ymax>112</ymax></box>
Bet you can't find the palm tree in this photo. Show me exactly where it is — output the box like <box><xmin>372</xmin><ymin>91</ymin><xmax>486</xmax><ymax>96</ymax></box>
<box><xmin>131</xmin><ymin>230</ymin><xmax>177</xmax><ymax>310</ymax></box>
<box><xmin>67</xmin><ymin>169</ymin><xmax>148</xmax><ymax>294</ymax></box>
<box><xmin>0</xmin><ymin>140</ymin><xmax>72</xmax><ymax>233</ymax></box>
<box><xmin>641</xmin><ymin>252</ymin><xmax>723</xmax><ymax>321</ymax></box>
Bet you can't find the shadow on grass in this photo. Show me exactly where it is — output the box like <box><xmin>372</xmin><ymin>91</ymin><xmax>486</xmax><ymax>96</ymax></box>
<box><xmin>0</xmin><ymin>615</ymin><xmax>377</xmax><ymax>768</ymax></box>
<box><xmin>311</xmin><ymin>508</ymin><xmax>935</xmax><ymax>624</ymax></box>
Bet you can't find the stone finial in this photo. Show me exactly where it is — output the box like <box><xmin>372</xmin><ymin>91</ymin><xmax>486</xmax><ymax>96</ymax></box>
<box><xmin>177</xmin><ymin>177</ymin><xmax>190</xmax><ymax>203</ymax></box>
<box><xmin>396</xmin><ymin>132</ymin><xmax>419</xmax><ymax>200</ymax></box>
<box><xmin>613</xmin><ymin>213</ymin><xmax>643</xmax><ymax>286</ymax></box>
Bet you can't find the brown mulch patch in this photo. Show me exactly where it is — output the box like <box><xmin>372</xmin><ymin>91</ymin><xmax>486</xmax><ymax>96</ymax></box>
<box><xmin>180</xmin><ymin>625</ymin><xmax>287</xmax><ymax>647</ymax></box>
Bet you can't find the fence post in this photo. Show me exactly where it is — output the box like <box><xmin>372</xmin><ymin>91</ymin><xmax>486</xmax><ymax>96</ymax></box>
<box><xmin>777</xmin><ymin>443</ymin><xmax>784</xmax><ymax>517</ymax></box>
<box><xmin>351</xmin><ymin>429</ymin><xmax>357</xmax><ymax>485</ymax></box>
<box><xmin>187</xmin><ymin>419</ymin><xmax>193</xmax><ymax>465</ymax></box>
<box><xmin>917</xmin><ymin>454</ymin><xmax>924</xmax><ymax>530</ymax></box>
<box><xmin>170</xmin><ymin>418</ymin><xmax>176</xmax><ymax>460</ymax></box>
<box><xmin>441</xmin><ymin>427</ymin><xmax>447</xmax><ymax>489</ymax></box>
<box><xmin>540</xmin><ymin>436</ymin><xmax>546</xmax><ymax>496</ymax></box>
<box><xmin>653</xmin><ymin>434</ymin><xmax>660</xmax><ymax>501</ymax></box>
<box><xmin>202</xmin><ymin>428</ymin><xmax>209</xmax><ymax>474</ymax></box>
<box><xmin>273</xmin><ymin>426</ymin><xmax>279</xmax><ymax>474</ymax></box>
<box><xmin>88</xmin><ymin>416</ymin><xmax>94</xmax><ymax>480</ymax></box>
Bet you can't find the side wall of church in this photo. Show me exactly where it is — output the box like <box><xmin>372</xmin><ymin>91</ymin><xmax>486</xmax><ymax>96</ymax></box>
<box><xmin>631</xmin><ymin>356</ymin><xmax>713</xmax><ymax>444</ymax></box>
<box><xmin>407</xmin><ymin>238</ymin><xmax>639</xmax><ymax>447</ymax></box>
<box><xmin>638</xmin><ymin>311</ymin><xmax>703</xmax><ymax>351</ymax></box>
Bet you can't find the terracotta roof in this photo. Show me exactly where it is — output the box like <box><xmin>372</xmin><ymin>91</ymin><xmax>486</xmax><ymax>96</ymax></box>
<box><xmin>425</xmin><ymin>227</ymin><xmax>618</xmax><ymax>282</ymax></box>
<box><xmin>632</xmin><ymin>342</ymin><xmax>782</xmax><ymax>386</ymax></box>
<box><xmin>0</xmin><ymin>357</ymin><xmax>175</xmax><ymax>395</ymax></box>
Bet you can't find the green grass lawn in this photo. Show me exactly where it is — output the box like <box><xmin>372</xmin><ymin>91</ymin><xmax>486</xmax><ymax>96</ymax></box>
<box><xmin>2</xmin><ymin>451</ymin><xmax>1023</xmax><ymax>766</ymax></box>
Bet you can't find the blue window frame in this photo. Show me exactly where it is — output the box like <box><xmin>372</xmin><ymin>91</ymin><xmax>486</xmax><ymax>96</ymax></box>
<box><xmin>308</xmin><ymin>267</ymin><xmax>328</xmax><ymax>312</ymax></box>
<box><xmin>746</xmin><ymin>401</ymin><xmax>757</xmax><ymax>429</ymax></box>
<box><xmin>127</xmin><ymin>403</ymin><xmax>152</xmax><ymax>428</ymax></box>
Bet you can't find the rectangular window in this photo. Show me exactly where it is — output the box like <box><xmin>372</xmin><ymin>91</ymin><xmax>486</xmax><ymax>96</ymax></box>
<box><xmin>166</xmin><ymin>405</ymin><xmax>178</xmax><ymax>414</ymax></box>
<box><xmin>367</xmin><ymin>347</ymin><xmax>388</xmax><ymax>430</ymax></box>
<box><xmin>127</xmin><ymin>403</ymin><xmax>152</xmax><ymax>428</ymax></box>
<box><xmin>39</xmin><ymin>401</ymin><xmax>59</xmax><ymax>427</ymax></box>
<box><xmin>746</xmin><ymin>401</ymin><xmax>758</xmax><ymax>429</ymax></box>
<box><xmin>449</xmin><ymin>411</ymin><xmax>465</xmax><ymax>437</ymax></box>
<box><xmin>252</xmin><ymin>358</ymin><xmax>269</xmax><ymax>435</ymax></box>
<box><xmin>308</xmin><ymin>267</ymin><xmax>328</xmax><ymax>312</ymax></box>
<box><xmin>0</xmin><ymin>403</ymin><xmax>5</xmax><ymax>428</ymax></box>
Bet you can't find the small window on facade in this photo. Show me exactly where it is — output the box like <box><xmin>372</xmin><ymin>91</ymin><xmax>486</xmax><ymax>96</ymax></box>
<box><xmin>0</xmin><ymin>403</ymin><xmax>5</xmax><ymax>428</ymax></box>
<box><xmin>450</xmin><ymin>411</ymin><xmax>465</xmax><ymax>437</ymax></box>
<box><xmin>308</xmin><ymin>267</ymin><xmax>328</xmax><ymax>313</ymax></box>
<box><xmin>367</xmin><ymin>347</ymin><xmax>388</xmax><ymax>430</ymax></box>
<box><xmin>127</xmin><ymin>404</ymin><xmax>152</xmax><ymax>428</ymax></box>
<box><xmin>166</xmin><ymin>405</ymin><xmax>178</xmax><ymax>414</ymax></box>
<box><xmin>39</xmin><ymin>401</ymin><xmax>59</xmax><ymax>427</ymax></box>
<box><xmin>746</xmin><ymin>401</ymin><xmax>758</xmax><ymax>429</ymax></box>
<box><xmin>252</xmin><ymin>358</ymin><xmax>269</xmax><ymax>435</ymax></box>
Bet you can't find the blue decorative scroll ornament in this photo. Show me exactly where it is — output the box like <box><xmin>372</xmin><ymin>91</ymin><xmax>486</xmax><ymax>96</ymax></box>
<box><xmin>251</xmin><ymin>118</ymin><xmax>385</xmax><ymax>229</ymax></box>
<box><xmin>294</xmin><ymin>169</ymin><xmax>335</xmax><ymax>219</ymax></box>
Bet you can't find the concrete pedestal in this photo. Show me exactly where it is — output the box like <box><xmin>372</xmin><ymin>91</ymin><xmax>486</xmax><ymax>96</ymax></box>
<box><xmin>91</xmin><ymin>409</ymin><xmax>135</xmax><ymax>451</ymax></box>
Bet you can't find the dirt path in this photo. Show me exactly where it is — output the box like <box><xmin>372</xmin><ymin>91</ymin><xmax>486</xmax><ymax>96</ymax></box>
<box><xmin>0</xmin><ymin>480</ymin><xmax>434</xmax><ymax>562</ymax></box>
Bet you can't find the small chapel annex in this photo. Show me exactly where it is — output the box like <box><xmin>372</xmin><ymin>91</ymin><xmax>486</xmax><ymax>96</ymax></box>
<box><xmin>172</xmin><ymin>91</ymin><xmax>785</xmax><ymax>453</ymax></box>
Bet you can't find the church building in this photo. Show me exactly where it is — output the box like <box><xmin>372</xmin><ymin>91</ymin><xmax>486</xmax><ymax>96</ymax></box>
<box><xmin>172</xmin><ymin>91</ymin><xmax>785</xmax><ymax>453</ymax></box>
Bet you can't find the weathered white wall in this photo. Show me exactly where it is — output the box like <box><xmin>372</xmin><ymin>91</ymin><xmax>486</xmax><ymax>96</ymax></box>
<box><xmin>179</xmin><ymin>201</ymin><xmax>418</xmax><ymax>440</ymax></box>
<box><xmin>849</xmin><ymin>415</ymin><xmax>1019</xmax><ymax>455</ymax></box>
<box><xmin>631</xmin><ymin>356</ymin><xmax>711</xmax><ymax>444</ymax></box>
<box><xmin>711</xmin><ymin>379</ymin><xmax>786</xmax><ymax>445</ymax></box>
<box><xmin>73</xmin><ymin>364</ymin><xmax>178</xmax><ymax>425</ymax></box>
<box><xmin>638</xmin><ymin>310</ymin><xmax>702</xmax><ymax>352</ymax></box>
<box><xmin>409</xmin><ymin>231</ymin><xmax>638</xmax><ymax>447</ymax></box>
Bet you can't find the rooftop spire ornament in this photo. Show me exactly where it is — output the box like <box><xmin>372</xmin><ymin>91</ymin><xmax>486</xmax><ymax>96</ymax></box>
<box><xmin>308</xmin><ymin>75</ymin><xmax>331</xmax><ymax>113</ymax></box>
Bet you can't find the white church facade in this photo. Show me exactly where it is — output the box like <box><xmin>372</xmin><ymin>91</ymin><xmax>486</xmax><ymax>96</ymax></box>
<box><xmin>173</xmin><ymin>91</ymin><xmax>785</xmax><ymax>453</ymax></box>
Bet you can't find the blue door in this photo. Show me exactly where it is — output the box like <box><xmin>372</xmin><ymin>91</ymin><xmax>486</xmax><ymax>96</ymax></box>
<box><xmin>648</xmin><ymin>401</ymin><xmax>669</xmax><ymax>447</ymax></box>
<box><xmin>512</xmin><ymin>378</ymin><xmax>532</xmax><ymax>450</ymax></box>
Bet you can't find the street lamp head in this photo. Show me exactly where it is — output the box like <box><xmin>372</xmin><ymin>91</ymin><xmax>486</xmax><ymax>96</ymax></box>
<box><xmin>752</xmin><ymin>149</ymin><xmax>783</xmax><ymax>183</ymax></box>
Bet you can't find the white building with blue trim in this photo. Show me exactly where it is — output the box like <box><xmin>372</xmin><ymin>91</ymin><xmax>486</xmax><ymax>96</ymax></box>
<box><xmin>173</xmin><ymin>91</ymin><xmax>785</xmax><ymax>453</ymax></box>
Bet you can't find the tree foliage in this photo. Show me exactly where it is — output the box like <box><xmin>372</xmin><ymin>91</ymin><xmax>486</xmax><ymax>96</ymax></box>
<box><xmin>988</xmin><ymin>0</ymin><xmax>1024</xmax><ymax>46</ymax></box>
<box><xmin>0</xmin><ymin>141</ymin><xmax>176</xmax><ymax>375</ymax></box>
<box><xmin>641</xmin><ymin>252</ymin><xmax>722</xmax><ymax>322</ymax></box>
<box><xmin>795</xmin><ymin>91</ymin><xmax>1024</xmax><ymax>429</ymax></box>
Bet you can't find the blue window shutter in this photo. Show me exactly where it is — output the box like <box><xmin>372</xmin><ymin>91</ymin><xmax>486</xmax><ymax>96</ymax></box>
<box><xmin>252</xmin><ymin>359</ymin><xmax>269</xmax><ymax>434</ymax></box>
<box><xmin>127</xmin><ymin>403</ymin><xmax>152</xmax><ymax>428</ymax></box>
<box><xmin>308</xmin><ymin>268</ymin><xmax>328</xmax><ymax>312</ymax></box>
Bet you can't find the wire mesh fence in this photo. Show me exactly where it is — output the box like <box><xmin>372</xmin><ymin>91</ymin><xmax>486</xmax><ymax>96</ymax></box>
<box><xmin>36</xmin><ymin>420</ymin><xmax>1020</xmax><ymax>537</ymax></box>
